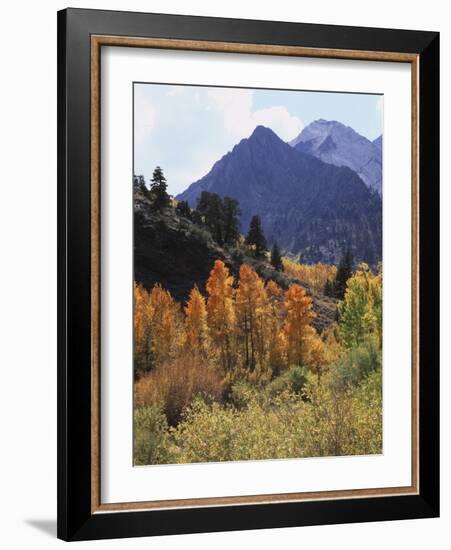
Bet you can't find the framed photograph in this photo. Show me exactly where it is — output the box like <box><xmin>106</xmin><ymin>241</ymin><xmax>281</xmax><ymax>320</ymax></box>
<box><xmin>57</xmin><ymin>8</ymin><xmax>439</xmax><ymax>541</ymax></box>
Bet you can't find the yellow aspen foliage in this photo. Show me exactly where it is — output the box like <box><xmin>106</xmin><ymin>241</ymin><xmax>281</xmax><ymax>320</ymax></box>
<box><xmin>184</xmin><ymin>286</ymin><xmax>210</xmax><ymax>358</ymax></box>
<box><xmin>134</xmin><ymin>282</ymin><xmax>154</xmax><ymax>375</ymax></box>
<box><xmin>338</xmin><ymin>263</ymin><xmax>382</xmax><ymax>349</ymax></box>
<box><xmin>366</xmin><ymin>265</ymin><xmax>382</xmax><ymax>349</ymax></box>
<box><xmin>321</xmin><ymin>322</ymin><xmax>343</xmax><ymax>363</ymax></box>
<box><xmin>235</xmin><ymin>264</ymin><xmax>269</xmax><ymax>372</ymax></box>
<box><xmin>149</xmin><ymin>284</ymin><xmax>184</xmax><ymax>366</ymax></box>
<box><xmin>206</xmin><ymin>260</ymin><xmax>236</xmax><ymax>372</ymax></box>
<box><xmin>283</xmin><ymin>259</ymin><xmax>337</xmax><ymax>293</ymax></box>
<box><xmin>283</xmin><ymin>284</ymin><xmax>316</xmax><ymax>366</ymax></box>
<box><xmin>266</xmin><ymin>280</ymin><xmax>285</xmax><ymax>320</ymax></box>
<box><xmin>306</xmin><ymin>334</ymin><xmax>328</xmax><ymax>379</ymax></box>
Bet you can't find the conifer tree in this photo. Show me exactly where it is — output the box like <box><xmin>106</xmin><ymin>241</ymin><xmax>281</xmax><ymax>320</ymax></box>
<box><xmin>150</xmin><ymin>166</ymin><xmax>170</xmax><ymax>209</ymax></box>
<box><xmin>270</xmin><ymin>241</ymin><xmax>284</xmax><ymax>271</ymax></box>
<box><xmin>246</xmin><ymin>215</ymin><xmax>267</xmax><ymax>257</ymax></box>
<box><xmin>324</xmin><ymin>279</ymin><xmax>332</xmax><ymax>297</ymax></box>
<box><xmin>333</xmin><ymin>248</ymin><xmax>353</xmax><ymax>299</ymax></box>
<box><xmin>197</xmin><ymin>191</ymin><xmax>224</xmax><ymax>244</ymax></box>
<box><xmin>176</xmin><ymin>200</ymin><xmax>192</xmax><ymax>219</ymax></box>
<box><xmin>134</xmin><ymin>174</ymin><xmax>148</xmax><ymax>196</ymax></box>
<box><xmin>222</xmin><ymin>196</ymin><xmax>241</xmax><ymax>246</ymax></box>
<box><xmin>265</xmin><ymin>280</ymin><xmax>287</xmax><ymax>375</ymax></box>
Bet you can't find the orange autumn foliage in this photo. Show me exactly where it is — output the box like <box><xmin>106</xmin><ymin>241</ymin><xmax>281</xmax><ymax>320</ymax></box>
<box><xmin>134</xmin><ymin>261</ymin><xmax>320</xmax><ymax>387</ymax></box>
<box><xmin>283</xmin><ymin>284</ymin><xmax>316</xmax><ymax>366</ymax></box>
<box><xmin>135</xmin><ymin>356</ymin><xmax>223</xmax><ymax>425</ymax></box>
<box><xmin>235</xmin><ymin>264</ymin><xmax>269</xmax><ymax>371</ymax></box>
<box><xmin>133</xmin><ymin>283</ymin><xmax>183</xmax><ymax>376</ymax></box>
<box><xmin>134</xmin><ymin>282</ymin><xmax>154</xmax><ymax>375</ymax></box>
<box><xmin>184</xmin><ymin>286</ymin><xmax>210</xmax><ymax>358</ymax></box>
<box><xmin>206</xmin><ymin>260</ymin><xmax>236</xmax><ymax>372</ymax></box>
<box><xmin>149</xmin><ymin>284</ymin><xmax>183</xmax><ymax>366</ymax></box>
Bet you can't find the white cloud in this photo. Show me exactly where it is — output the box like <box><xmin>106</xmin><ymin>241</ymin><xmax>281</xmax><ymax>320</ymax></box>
<box><xmin>206</xmin><ymin>88</ymin><xmax>254</xmax><ymax>140</ymax></box>
<box><xmin>134</xmin><ymin>90</ymin><xmax>156</xmax><ymax>145</ymax></box>
<box><xmin>253</xmin><ymin>106</ymin><xmax>303</xmax><ymax>141</ymax></box>
<box><xmin>205</xmin><ymin>88</ymin><xmax>303</xmax><ymax>143</ymax></box>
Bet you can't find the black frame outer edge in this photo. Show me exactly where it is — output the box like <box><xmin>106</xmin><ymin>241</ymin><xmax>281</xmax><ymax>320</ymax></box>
<box><xmin>57</xmin><ymin>8</ymin><xmax>440</xmax><ymax>541</ymax></box>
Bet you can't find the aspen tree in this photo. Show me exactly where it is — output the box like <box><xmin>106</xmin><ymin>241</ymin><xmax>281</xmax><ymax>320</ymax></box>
<box><xmin>235</xmin><ymin>265</ymin><xmax>268</xmax><ymax>371</ymax></box>
<box><xmin>206</xmin><ymin>260</ymin><xmax>236</xmax><ymax>372</ymax></box>
<box><xmin>283</xmin><ymin>284</ymin><xmax>315</xmax><ymax>366</ymax></box>
<box><xmin>184</xmin><ymin>285</ymin><xmax>210</xmax><ymax>358</ymax></box>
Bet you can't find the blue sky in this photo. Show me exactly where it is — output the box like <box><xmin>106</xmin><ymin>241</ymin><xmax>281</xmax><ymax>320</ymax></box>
<box><xmin>134</xmin><ymin>83</ymin><xmax>383</xmax><ymax>196</ymax></box>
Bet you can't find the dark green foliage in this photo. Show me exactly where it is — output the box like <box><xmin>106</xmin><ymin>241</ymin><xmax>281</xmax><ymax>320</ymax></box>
<box><xmin>333</xmin><ymin>248</ymin><xmax>353</xmax><ymax>299</ymax></box>
<box><xmin>324</xmin><ymin>279</ymin><xmax>333</xmax><ymax>297</ymax></box>
<box><xmin>246</xmin><ymin>215</ymin><xmax>267</xmax><ymax>257</ymax></box>
<box><xmin>270</xmin><ymin>242</ymin><xmax>284</xmax><ymax>271</ymax></box>
<box><xmin>196</xmin><ymin>191</ymin><xmax>241</xmax><ymax>246</ymax></box>
<box><xmin>133</xmin><ymin>175</ymin><xmax>148</xmax><ymax>196</ymax></box>
<box><xmin>190</xmin><ymin>209</ymin><xmax>203</xmax><ymax>225</ymax></box>
<box><xmin>134</xmin><ymin>174</ymin><xmax>149</xmax><ymax>198</ymax></box>
<box><xmin>231</xmin><ymin>248</ymin><xmax>244</xmax><ymax>267</ymax></box>
<box><xmin>197</xmin><ymin>191</ymin><xmax>225</xmax><ymax>244</ymax></box>
<box><xmin>150</xmin><ymin>166</ymin><xmax>170</xmax><ymax>209</ymax></box>
<box><xmin>176</xmin><ymin>200</ymin><xmax>192</xmax><ymax>219</ymax></box>
<box><xmin>222</xmin><ymin>196</ymin><xmax>241</xmax><ymax>245</ymax></box>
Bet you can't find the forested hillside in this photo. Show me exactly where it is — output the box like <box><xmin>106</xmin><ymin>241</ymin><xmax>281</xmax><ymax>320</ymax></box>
<box><xmin>133</xmin><ymin>171</ymin><xmax>383</xmax><ymax>465</ymax></box>
<box><xmin>134</xmin><ymin>181</ymin><xmax>338</xmax><ymax>332</ymax></box>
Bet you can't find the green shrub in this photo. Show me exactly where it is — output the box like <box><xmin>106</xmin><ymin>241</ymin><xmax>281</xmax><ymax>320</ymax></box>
<box><xmin>267</xmin><ymin>365</ymin><xmax>309</xmax><ymax>396</ymax></box>
<box><xmin>134</xmin><ymin>405</ymin><xmax>174</xmax><ymax>465</ymax></box>
<box><xmin>170</xmin><ymin>370</ymin><xmax>382</xmax><ymax>464</ymax></box>
<box><xmin>331</xmin><ymin>337</ymin><xmax>381</xmax><ymax>389</ymax></box>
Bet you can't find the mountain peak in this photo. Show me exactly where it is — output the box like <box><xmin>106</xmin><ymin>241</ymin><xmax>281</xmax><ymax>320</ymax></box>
<box><xmin>249</xmin><ymin>125</ymin><xmax>279</xmax><ymax>142</ymax></box>
<box><xmin>176</xmin><ymin>120</ymin><xmax>381</xmax><ymax>265</ymax></box>
<box><xmin>290</xmin><ymin>119</ymin><xmax>382</xmax><ymax>194</ymax></box>
<box><xmin>314</xmin><ymin>119</ymin><xmax>340</xmax><ymax>126</ymax></box>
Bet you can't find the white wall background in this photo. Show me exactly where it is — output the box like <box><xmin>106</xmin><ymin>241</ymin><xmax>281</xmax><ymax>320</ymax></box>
<box><xmin>0</xmin><ymin>1</ymin><xmax>448</xmax><ymax>548</ymax></box>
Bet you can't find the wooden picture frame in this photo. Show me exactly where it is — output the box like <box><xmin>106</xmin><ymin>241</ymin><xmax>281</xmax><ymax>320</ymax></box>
<box><xmin>57</xmin><ymin>7</ymin><xmax>439</xmax><ymax>541</ymax></box>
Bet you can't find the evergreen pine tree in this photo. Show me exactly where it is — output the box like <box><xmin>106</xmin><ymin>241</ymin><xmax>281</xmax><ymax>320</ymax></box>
<box><xmin>246</xmin><ymin>215</ymin><xmax>267</xmax><ymax>257</ymax></box>
<box><xmin>133</xmin><ymin>175</ymin><xmax>148</xmax><ymax>196</ymax></box>
<box><xmin>333</xmin><ymin>248</ymin><xmax>353</xmax><ymax>299</ymax></box>
<box><xmin>150</xmin><ymin>166</ymin><xmax>170</xmax><ymax>209</ymax></box>
<box><xmin>222</xmin><ymin>196</ymin><xmax>241</xmax><ymax>246</ymax></box>
<box><xmin>175</xmin><ymin>200</ymin><xmax>192</xmax><ymax>219</ymax></box>
<box><xmin>324</xmin><ymin>279</ymin><xmax>332</xmax><ymax>297</ymax></box>
<box><xmin>196</xmin><ymin>191</ymin><xmax>224</xmax><ymax>244</ymax></box>
<box><xmin>270</xmin><ymin>242</ymin><xmax>284</xmax><ymax>271</ymax></box>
